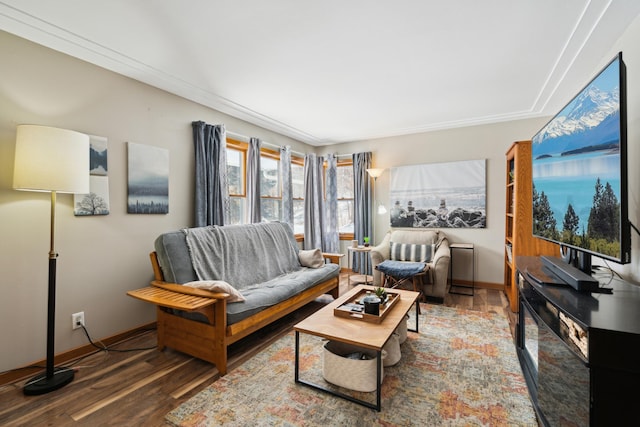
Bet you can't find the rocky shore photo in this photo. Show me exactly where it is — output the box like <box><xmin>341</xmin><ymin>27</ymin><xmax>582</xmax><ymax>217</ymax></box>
<box><xmin>389</xmin><ymin>160</ymin><xmax>486</xmax><ymax>229</ymax></box>
<box><xmin>390</xmin><ymin>199</ymin><xmax>485</xmax><ymax>228</ymax></box>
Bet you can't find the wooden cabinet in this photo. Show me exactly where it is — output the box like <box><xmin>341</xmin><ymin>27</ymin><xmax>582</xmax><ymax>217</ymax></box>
<box><xmin>504</xmin><ymin>141</ymin><xmax>556</xmax><ymax>312</ymax></box>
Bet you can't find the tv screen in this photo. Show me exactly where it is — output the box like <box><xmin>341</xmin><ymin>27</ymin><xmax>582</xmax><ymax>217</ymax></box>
<box><xmin>531</xmin><ymin>52</ymin><xmax>630</xmax><ymax>265</ymax></box>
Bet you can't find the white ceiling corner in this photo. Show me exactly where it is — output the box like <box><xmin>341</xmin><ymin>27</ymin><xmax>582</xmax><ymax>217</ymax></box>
<box><xmin>1</xmin><ymin>0</ymin><xmax>639</xmax><ymax>145</ymax></box>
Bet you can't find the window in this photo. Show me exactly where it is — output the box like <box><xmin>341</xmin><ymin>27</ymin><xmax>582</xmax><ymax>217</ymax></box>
<box><xmin>337</xmin><ymin>161</ymin><xmax>354</xmax><ymax>236</ymax></box>
<box><xmin>226</xmin><ymin>139</ymin><xmax>305</xmax><ymax>232</ymax></box>
<box><xmin>226</xmin><ymin>145</ymin><xmax>245</xmax><ymax>225</ymax></box>
<box><xmin>292</xmin><ymin>162</ymin><xmax>304</xmax><ymax>234</ymax></box>
<box><xmin>260</xmin><ymin>154</ymin><xmax>281</xmax><ymax>222</ymax></box>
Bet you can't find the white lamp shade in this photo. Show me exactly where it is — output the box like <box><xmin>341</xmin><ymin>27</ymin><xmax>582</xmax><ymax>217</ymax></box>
<box><xmin>366</xmin><ymin>168</ymin><xmax>384</xmax><ymax>179</ymax></box>
<box><xmin>13</xmin><ymin>125</ymin><xmax>90</xmax><ymax>193</ymax></box>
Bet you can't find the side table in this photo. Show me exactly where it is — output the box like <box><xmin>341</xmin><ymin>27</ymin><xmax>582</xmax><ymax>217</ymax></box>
<box><xmin>347</xmin><ymin>246</ymin><xmax>372</xmax><ymax>286</ymax></box>
<box><xmin>449</xmin><ymin>243</ymin><xmax>475</xmax><ymax>296</ymax></box>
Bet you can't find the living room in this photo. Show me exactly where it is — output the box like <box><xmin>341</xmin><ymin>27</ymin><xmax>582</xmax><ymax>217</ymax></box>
<box><xmin>1</xmin><ymin>2</ymin><xmax>640</xmax><ymax>424</ymax></box>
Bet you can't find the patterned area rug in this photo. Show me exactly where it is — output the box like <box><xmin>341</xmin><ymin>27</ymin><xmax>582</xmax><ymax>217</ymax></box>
<box><xmin>166</xmin><ymin>304</ymin><xmax>537</xmax><ymax>426</ymax></box>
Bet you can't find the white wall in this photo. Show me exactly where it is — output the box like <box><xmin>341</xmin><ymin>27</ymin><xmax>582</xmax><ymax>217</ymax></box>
<box><xmin>0</xmin><ymin>31</ymin><xmax>310</xmax><ymax>372</ymax></box>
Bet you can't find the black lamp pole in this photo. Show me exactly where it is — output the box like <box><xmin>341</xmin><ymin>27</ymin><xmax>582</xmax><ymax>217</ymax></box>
<box><xmin>23</xmin><ymin>191</ymin><xmax>74</xmax><ymax>395</ymax></box>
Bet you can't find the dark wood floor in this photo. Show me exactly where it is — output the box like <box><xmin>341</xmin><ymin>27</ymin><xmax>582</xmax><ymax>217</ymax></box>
<box><xmin>0</xmin><ymin>275</ymin><xmax>510</xmax><ymax>426</ymax></box>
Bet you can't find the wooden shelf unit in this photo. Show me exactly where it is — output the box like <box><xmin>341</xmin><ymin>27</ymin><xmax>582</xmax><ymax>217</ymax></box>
<box><xmin>504</xmin><ymin>141</ymin><xmax>557</xmax><ymax>312</ymax></box>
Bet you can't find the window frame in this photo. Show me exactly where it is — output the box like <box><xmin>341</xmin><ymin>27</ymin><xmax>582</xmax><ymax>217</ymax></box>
<box><xmin>226</xmin><ymin>139</ymin><xmax>247</xmax><ymax>226</ymax></box>
<box><xmin>336</xmin><ymin>158</ymin><xmax>355</xmax><ymax>240</ymax></box>
<box><xmin>259</xmin><ymin>149</ymin><xmax>282</xmax><ymax>223</ymax></box>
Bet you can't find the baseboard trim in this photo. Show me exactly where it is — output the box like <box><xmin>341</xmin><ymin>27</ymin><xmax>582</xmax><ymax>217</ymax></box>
<box><xmin>0</xmin><ymin>322</ymin><xmax>157</xmax><ymax>387</ymax></box>
<box><xmin>475</xmin><ymin>281</ymin><xmax>504</xmax><ymax>291</ymax></box>
<box><xmin>449</xmin><ymin>279</ymin><xmax>504</xmax><ymax>291</ymax></box>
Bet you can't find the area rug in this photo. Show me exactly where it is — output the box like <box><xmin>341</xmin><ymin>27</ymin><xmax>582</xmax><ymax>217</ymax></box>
<box><xmin>166</xmin><ymin>304</ymin><xmax>537</xmax><ymax>426</ymax></box>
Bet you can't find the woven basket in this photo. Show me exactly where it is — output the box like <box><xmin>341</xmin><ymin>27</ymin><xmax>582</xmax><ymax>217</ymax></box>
<box><xmin>395</xmin><ymin>314</ymin><xmax>409</xmax><ymax>344</ymax></box>
<box><xmin>322</xmin><ymin>341</ymin><xmax>384</xmax><ymax>392</ymax></box>
<box><xmin>383</xmin><ymin>333</ymin><xmax>401</xmax><ymax>366</ymax></box>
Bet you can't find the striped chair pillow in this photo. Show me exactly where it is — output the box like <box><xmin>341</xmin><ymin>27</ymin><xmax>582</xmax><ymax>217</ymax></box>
<box><xmin>390</xmin><ymin>242</ymin><xmax>435</xmax><ymax>263</ymax></box>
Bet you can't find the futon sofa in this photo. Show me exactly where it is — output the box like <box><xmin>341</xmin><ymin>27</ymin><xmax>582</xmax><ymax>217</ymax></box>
<box><xmin>127</xmin><ymin>222</ymin><xmax>341</xmax><ymax>375</ymax></box>
<box><xmin>370</xmin><ymin>229</ymin><xmax>450</xmax><ymax>302</ymax></box>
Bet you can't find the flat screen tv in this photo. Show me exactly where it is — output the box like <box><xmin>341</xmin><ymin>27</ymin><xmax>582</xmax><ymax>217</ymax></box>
<box><xmin>531</xmin><ymin>52</ymin><xmax>630</xmax><ymax>284</ymax></box>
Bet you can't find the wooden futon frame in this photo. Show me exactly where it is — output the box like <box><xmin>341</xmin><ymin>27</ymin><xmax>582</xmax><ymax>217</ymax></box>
<box><xmin>127</xmin><ymin>251</ymin><xmax>341</xmax><ymax>375</ymax></box>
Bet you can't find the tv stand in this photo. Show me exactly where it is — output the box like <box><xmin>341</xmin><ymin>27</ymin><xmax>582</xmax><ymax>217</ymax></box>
<box><xmin>516</xmin><ymin>256</ymin><xmax>640</xmax><ymax>426</ymax></box>
<box><xmin>540</xmin><ymin>255</ymin><xmax>599</xmax><ymax>291</ymax></box>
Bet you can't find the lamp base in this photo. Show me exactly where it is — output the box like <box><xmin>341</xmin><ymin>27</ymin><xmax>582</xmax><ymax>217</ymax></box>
<box><xmin>23</xmin><ymin>366</ymin><xmax>74</xmax><ymax>395</ymax></box>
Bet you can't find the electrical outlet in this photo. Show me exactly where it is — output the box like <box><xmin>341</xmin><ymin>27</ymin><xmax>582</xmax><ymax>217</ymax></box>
<box><xmin>72</xmin><ymin>312</ymin><xmax>85</xmax><ymax>330</ymax></box>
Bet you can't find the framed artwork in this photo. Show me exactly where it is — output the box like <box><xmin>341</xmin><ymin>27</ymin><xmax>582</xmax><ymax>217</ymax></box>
<box><xmin>89</xmin><ymin>135</ymin><xmax>108</xmax><ymax>175</ymax></box>
<box><xmin>389</xmin><ymin>159</ymin><xmax>486</xmax><ymax>228</ymax></box>
<box><xmin>127</xmin><ymin>142</ymin><xmax>169</xmax><ymax>214</ymax></box>
<box><xmin>75</xmin><ymin>135</ymin><xmax>110</xmax><ymax>216</ymax></box>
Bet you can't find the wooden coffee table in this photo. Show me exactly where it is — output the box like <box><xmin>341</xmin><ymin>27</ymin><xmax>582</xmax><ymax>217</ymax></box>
<box><xmin>293</xmin><ymin>284</ymin><xmax>420</xmax><ymax>411</ymax></box>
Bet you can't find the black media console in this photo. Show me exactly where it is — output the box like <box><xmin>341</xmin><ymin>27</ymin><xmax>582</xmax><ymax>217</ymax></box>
<box><xmin>515</xmin><ymin>256</ymin><xmax>640</xmax><ymax>426</ymax></box>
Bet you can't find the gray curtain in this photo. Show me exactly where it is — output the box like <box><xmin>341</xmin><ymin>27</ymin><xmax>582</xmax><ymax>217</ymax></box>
<box><xmin>353</xmin><ymin>152</ymin><xmax>372</xmax><ymax>273</ymax></box>
<box><xmin>303</xmin><ymin>153</ymin><xmax>326</xmax><ymax>250</ymax></box>
<box><xmin>325</xmin><ymin>153</ymin><xmax>339</xmax><ymax>253</ymax></box>
<box><xmin>192</xmin><ymin>121</ymin><xmax>228</xmax><ymax>227</ymax></box>
<box><xmin>280</xmin><ymin>146</ymin><xmax>294</xmax><ymax>227</ymax></box>
<box><xmin>246</xmin><ymin>137</ymin><xmax>261</xmax><ymax>223</ymax></box>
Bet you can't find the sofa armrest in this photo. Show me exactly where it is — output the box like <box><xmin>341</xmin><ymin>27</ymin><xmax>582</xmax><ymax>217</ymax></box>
<box><xmin>322</xmin><ymin>252</ymin><xmax>344</xmax><ymax>265</ymax></box>
<box><xmin>151</xmin><ymin>281</ymin><xmax>231</xmax><ymax>300</ymax></box>
<box><xmin>424</xmin><ymin>237</ymin><xmax>450</xmax><ymax>299</ymax></box>
<box><xmin>370</xmin><ymin>231</ymin><xmax>392</xmax><ymax>286</ymax></box>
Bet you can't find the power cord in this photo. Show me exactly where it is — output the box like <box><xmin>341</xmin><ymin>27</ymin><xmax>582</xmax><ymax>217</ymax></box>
<box><xmin>0</xmin><ymin>325</ymin><xmax>157</xmax><ymax>379</ymax></box>
<box><xmin>78</xmin><ymin>323</ymin><xmax>157</xmax><ymax>353</ymax></box>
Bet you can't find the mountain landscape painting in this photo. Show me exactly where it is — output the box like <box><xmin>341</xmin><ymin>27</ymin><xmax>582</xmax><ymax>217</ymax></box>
<box><xmin>75</xmin><ymin>135</ymin><xmax>110</xmax><ymax>216</ymax></box>
<box><xmin>127</xmin><ymin>142</ymin><xmax>169</xmax><ymax>214</ymax></box>
<box><xmin>89</xmin><ymin>135</ymin><xmax>108</xmax><ymax>176</ymax></box>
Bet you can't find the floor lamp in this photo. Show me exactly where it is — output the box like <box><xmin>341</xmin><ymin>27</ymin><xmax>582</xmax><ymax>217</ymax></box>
<box><xmin>13</xmin><ymin>125</ymin><xmax>89</xmax><ymax>395</ymax></box>
<box><xmin>366</xmin><ymin>168</ymin><xmax>386</xmax><ymax>245</ymax></box>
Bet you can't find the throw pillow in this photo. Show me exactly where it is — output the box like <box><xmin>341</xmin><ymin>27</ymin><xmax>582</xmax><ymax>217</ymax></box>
<box><xmin>390</xmin><ymin>242</ymin><xmax>435</xmax><ymax>263</ymax></box>
<box><xmin>298</xmin><ymin>248</ymin><xmax>324</xmax><ymax>268</ymax></box>
<box><xmin>183</xmin><ymin>280</ymin><xmax>246</xmax><ymax>303</ymax></box>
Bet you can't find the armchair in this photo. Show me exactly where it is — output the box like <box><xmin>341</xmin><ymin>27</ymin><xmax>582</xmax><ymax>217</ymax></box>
<box><xmin>370</xmin><ymin>229</ymin><xmax>450</xmax><ymax>303</ymax></box>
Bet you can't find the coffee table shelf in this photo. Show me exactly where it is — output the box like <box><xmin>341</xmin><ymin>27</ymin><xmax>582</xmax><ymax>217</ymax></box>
<box><xmin>294</xmin><ymin>284</ymin><xmax>419</xmax><ymax>411</ymax></box>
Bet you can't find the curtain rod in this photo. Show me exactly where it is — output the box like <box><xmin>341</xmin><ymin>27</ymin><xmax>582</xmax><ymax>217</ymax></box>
<box><xmin>226</xmin><ymin>130</ymin><xmax>352</xmax><ymax>160</ymax></box>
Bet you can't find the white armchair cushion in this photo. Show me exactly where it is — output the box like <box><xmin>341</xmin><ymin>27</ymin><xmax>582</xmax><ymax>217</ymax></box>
<box><xmin>390</xmin><ymin>242</ymin><xmax>435</xmax><ymax>263</ymax></box>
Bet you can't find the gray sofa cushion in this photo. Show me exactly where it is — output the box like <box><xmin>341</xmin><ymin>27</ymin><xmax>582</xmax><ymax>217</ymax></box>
<box><xmin>226</xmin><ymin>263</ymin><xmax>339</xmax><ymax>324</ymax></box>
<box><xmin>155</xmin><ymin>229</ymin><xmax>197</xmax><ymax>284</ymax></box>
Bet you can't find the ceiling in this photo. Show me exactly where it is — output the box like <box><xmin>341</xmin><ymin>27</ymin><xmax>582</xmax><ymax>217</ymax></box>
<box><xmin>1</xmin><ymin>1</ymin><xmax>639</xmax><ymax>146</ymax></box>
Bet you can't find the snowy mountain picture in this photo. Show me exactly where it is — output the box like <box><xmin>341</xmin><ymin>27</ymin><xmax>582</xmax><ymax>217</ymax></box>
<box><xmin>532</xmin><ymin>58</ymin><xmax>620</xmax><ymax>158</ymax></box>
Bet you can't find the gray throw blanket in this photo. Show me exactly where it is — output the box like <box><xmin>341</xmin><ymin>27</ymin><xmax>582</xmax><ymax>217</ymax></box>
<box><xmin>184</xmin><ymin>222</ymin><xmax>301</xmax><ymax>291</ymax></box>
